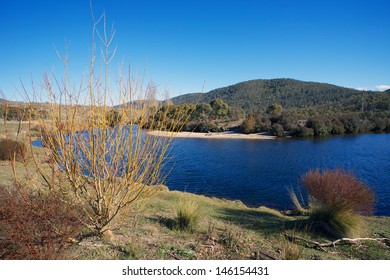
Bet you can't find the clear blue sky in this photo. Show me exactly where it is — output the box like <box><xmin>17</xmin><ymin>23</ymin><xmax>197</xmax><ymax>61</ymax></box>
<box><xmin>1</xmin><ymin>0</ymin><xmax>390</xmax><ymax>101</ymax></box>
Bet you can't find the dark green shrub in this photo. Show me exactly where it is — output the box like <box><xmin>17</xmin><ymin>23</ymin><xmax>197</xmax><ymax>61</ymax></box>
<box><xmin>277</xmin><ymin>112</ymin><xmax>299</xmax><ymax>131</ymax></box>
<box><xmin>227</xmin><ymin>107</ymin><xmax>245</xmax><ymax>121</ymax></box>
<box><xmin>306</xmin><ymin>117</ymin><xmax>332</xmax><ymax>136</ymax></box>
<box><xmin>0</xmin><ymin>139</ymin><xmax>27</xmax><ymax>162</ymax></box>
<box><xmin>2</xmin><ymin>106</ymin><xmax>24</xmax><ymax>121</ymax></box>
<box><xmin>192</xmin><ymin>103</ymin><xmax>212</xmax><ymax>120</ymax></box>
<box><xmin>255</xmin><ymin>115</ymin><xmax>272</xmax><ymax>132</ymax></box>
<box><xmin>271</xmin><ymin>123</ymin><xmax>284</xmax><ymax>137</ymax></box>
<box><xmin>266</xmin><ymin>103</ymin><xmax>282</xmax><ymax>115</ymax></box>
<box><xmin>372</xmin><ymin>118</ymin><xmax>387</xmax><ymax>132</ymax></box>
<box><xmin>188</xmin><ymin>121</ymin><xmax>221</xmax><ymax>132</ymax></box>
<box><xmin>210</xmin><ymin>98</ymin><xmax>229</xmax><ymax>119</ymax></box>
<box><xmin>340</xmin><ymin>114</ymin><xmax>361</xmax><ymax>133</ymax></box>
<box><xmin>386</xmin><ymin>119</ymin><xmax>390</xmax><ymax>132</ymax></box>
<box><xmin>331</xmin><ymin>118</ymin><xmax>345</xmax><ymax>134</ymax></box>
<box><xmin>293</xmin><ymin>126</ymin><xmax>314</xmax><ymax>137</ymax></box>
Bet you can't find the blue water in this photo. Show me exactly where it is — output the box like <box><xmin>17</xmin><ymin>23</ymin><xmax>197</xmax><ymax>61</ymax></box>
<box><xmin>163</xmin><ymin>134</ymin><xmax>390</xmax><ymax>216</ymax></box>
<box><xmin>33</xmin><ymin>132</ymin><xmax>390</xmax><ymax>215</ymax></box>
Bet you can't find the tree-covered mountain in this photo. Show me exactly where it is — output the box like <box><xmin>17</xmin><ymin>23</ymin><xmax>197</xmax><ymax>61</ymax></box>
<box><xmin>171</xmin><ymin>78</ymin><xmax>390</xmax><ymax>114</ymax></box>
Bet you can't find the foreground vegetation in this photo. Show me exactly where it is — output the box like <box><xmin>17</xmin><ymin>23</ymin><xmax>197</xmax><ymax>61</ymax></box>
<box><xmin>0</xmin><ymin>121</ymin><xmax>389</xmax><ymax>260</ymax></box>
<box><xmin>1</xmin><ymin>180</ymin><xmax>389</xmax><ymax>260</ymax></box>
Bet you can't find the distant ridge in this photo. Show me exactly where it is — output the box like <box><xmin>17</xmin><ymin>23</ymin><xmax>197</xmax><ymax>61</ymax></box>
<box><xmin>171</xmin><ymin>78</ymin><xmax>388</xmax><ymax>113</ymax></box>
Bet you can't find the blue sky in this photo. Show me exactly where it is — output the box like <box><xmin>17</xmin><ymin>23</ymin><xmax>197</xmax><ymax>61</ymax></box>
<box><xmin>1</xmin><ymin>0</ymin><xmax>390</xmax><ymax>101</ymax></box>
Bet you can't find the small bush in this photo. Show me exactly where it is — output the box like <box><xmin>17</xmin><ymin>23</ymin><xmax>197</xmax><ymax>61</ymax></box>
<box><xmin>271</xmin><ymin>123</ymin><xmax>284</xmax><ymax>137</ymax></box>
<box><xmin>293</xmin><ymin>126</ymin><xmax>314</xmax><ymax>137</ymax></box>
<box><xmin>240</xmin><ymin>114</ymin><xmax>256</xmax><ymax>134</ymax></box>
<box><xmin>0</xmin><ymin>186</ymin><xmax>84</xmax><ymax>259</ymax></box>
<box><xmin>0</xmin><ymin>139</ymin><xmax>27</xmax><ymax>162</ymax></box>
<box><xmin>301</xmin><ymin>169</ymin><xmax>375</xmax><ymax>237</ymax></box>
<box><xmin>174</xmin><ymin>201</ymin><xmax>200</xmax><ymax>231</ymax></box>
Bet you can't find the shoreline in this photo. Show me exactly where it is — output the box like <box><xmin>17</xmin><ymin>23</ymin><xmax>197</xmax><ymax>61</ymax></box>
<box><xmin>147</xmin><ymin>130</ymin><xmax>277</xmax><ymax>140</ymax></box>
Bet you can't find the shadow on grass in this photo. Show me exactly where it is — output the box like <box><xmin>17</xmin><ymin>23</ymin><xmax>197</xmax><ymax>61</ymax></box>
<box><xmin>218</xmin><ymin>207</ymin><xmax>305</xmax><ymax>235</ymax></box>
<box><xmin>148</xmin><ymin>216</ymin><xmax>176</xmax><ymax>230</ymax></box>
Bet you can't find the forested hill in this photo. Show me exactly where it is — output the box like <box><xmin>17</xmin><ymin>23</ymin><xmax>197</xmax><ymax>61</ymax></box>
<box><xmin>171</xmin><ymin>78</ymin><xmax>390</xmax><ymax>113</ymax></box>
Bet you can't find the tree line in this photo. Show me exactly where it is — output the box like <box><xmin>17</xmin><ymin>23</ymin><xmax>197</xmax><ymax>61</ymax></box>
<box><xmin>143</xmin><ymin>98</ymin><xmax>245</xmax><ymax>132</ymax></box>
<box><xmin>240</xmin><ymin>103</ymin><xmax>390</xmax><ymax>137</ymax></box>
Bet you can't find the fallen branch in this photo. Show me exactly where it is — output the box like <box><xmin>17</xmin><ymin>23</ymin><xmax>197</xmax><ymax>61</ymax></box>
<box><xmin>283</xmin><ymin>232</ymin><xmax>390</xmax><ymax>248</ymax></box>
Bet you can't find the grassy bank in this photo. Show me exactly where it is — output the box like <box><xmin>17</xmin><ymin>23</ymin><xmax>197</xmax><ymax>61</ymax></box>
<box><xmin>66</xmin><ymin>190</ymin><xmax>390</xmax><ymax>260</ymax></box>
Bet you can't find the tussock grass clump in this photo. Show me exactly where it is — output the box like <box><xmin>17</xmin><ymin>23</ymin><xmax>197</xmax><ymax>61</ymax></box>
<box><xmin>288</xmin><ymin>188</ymin><xmax>309</xmax><ymax>215</ymax></box>
<box><xmin>174</xmin><ymin>201</ymin><xmax>200</xmax><ymax>231</ymax></box>
<box><xmin>302</xmin><ymin>169</ymin><xmax>375</xmax><ymax>238</ymax></box>
<box><xmin>281</xmin><ymin>240</ymin><xmax>302</xmax><ymax>260</ymax></box>
<box><xmin>308</xmin><ymin>202</ymin><xmax>364</xmax><ymax>238</ymax></box>
<box><xmin>0</xmin><ymin>138</ymin><xmax>27</xmax><ymax>162</ymax></box>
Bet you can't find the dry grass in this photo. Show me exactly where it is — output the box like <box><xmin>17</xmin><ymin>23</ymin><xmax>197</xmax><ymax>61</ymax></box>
<box><xmin>0</xmin><ymin>185</ymin><xmax>83</xmax><ymax>259</ymax></box>
<box><xmin>281</xmin><ymin>240</ymin><xmax>303</xmax><ymax>260</ymax></box>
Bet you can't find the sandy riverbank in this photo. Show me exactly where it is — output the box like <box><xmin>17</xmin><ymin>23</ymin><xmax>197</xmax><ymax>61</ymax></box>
<box><xmin>147</xmin><ymin>130</ymin><xmax>277</xmax><ymax>140</ymax></box>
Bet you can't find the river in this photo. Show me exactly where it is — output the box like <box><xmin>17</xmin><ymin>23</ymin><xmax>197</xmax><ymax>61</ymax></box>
<box><xmin>163</xmin><ymin>134</ymin><xmax>390</xmax><ymax>215</ymax></box>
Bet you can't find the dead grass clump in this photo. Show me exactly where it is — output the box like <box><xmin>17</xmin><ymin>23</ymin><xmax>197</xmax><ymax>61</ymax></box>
<box><xmin>0</xmin><ymin>138</ymin><xmax>27</xmax><ymax>162</ymax></box>
<box><xmin>0</xmin><ymin>185</ymin><xmax>84</xmax><ymax>259</ymax></box>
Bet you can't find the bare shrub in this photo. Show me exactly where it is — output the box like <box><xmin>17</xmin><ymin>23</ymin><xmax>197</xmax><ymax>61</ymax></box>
<box><xmin>12</xmin><ymin>12</ymin><xmax>191</xmax><ymax>237</ymax></box>
<box><xmin>302</xmin><ymin>169</ymin><xmax>375</xmax><ymax>215</ymax></box>
<box><xmin>301</xmin><ymin>169</ymin><xmax>375</xmax><ymax>237</ymax></box>
<box><xmin>0</xmin><ymin>185</ymin><xmax>83</xmax><ymax>259</ymax></box>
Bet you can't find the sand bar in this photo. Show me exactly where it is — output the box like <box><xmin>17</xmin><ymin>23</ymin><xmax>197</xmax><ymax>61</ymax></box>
<box><xmin>148</xmin><ymin>130</ymin><xmax>276</xmax><ymax>140</ymax></box>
